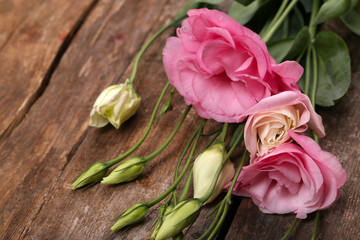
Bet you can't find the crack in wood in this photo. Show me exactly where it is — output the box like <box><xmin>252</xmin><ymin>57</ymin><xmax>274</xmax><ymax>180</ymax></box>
<box><xmin>0</xmin><ymin>0</ymin><xmax>100</xmax><ymax>147</ymax></box>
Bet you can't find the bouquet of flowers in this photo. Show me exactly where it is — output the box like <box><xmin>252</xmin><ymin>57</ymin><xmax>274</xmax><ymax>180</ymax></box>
<box><xmin>72</xmin><ymin>0</ymin><xmax>357</xmax><ymax>239</ymax></box>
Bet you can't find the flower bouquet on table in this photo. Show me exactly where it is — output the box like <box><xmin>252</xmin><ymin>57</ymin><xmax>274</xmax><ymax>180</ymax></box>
<box><xmin>72</xmin><ymin>0</ymin><xmax>356</xmax><ymax>239</ymax></box>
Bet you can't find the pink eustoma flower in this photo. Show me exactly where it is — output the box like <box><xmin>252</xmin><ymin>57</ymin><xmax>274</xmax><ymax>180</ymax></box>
<box><xmin>242</xmin><ymin>91</ymin><xmax>325</xmax><ymax>161</ymax></box>
<box><xmin>163</xmin><ymin>8</ymin><xmax>302</xmax><ymax>122</ymax></box>
<box><xmin>231</xmin><ymin>131</ymin><xmax>346</xmax><ymax>219</ymax></box>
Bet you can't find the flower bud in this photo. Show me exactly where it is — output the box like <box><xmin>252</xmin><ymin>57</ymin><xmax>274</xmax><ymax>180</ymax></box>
<box><xmin>111</xmin><ymin>203</ymin><xmax>148</xmax><ymax>231</ymax></box>
<box><xmin>101</xmin><ymin>157</ymin><xmax>146</xmax><ymax>184</ymax></box>
<box><xmin>89</xmin><ymin>80</ymin><xmax>141</xmax><ymax>129</ymax></box>
<box><xmin>151</xmin><ymin>205</ymin><xmax>174</xmax><ymax>239</ymax></box>
<box><xmin>72</xmin><ymin>162</ymin><xmax>108</xmax><ymax>190</ymax></box>
<box><xmin>193</xmin><ymin>143</ymin><xmax>235</xmax><ymax>204</ymax></box>
<box><xmin>155</xmin><ymin>199</ymin><xmax>201</xmax><ymax>240</ymax></box>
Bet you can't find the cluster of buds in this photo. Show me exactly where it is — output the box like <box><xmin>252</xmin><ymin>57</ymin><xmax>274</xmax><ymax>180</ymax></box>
<box><xmin>89</xmin><ymin>80</ymin><xmax>141</xmax><ymax>129</ymax></box>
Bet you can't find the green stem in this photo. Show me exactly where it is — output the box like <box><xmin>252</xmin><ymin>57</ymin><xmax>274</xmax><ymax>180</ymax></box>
<box><xmin>311</xmin><ymin>211</ymin><xmax>320</xmax><ymax>240</ymax></box>
<box><xmin>128</xmin><ymin>21</ymin><xmax>175</xmax><ymax>84</ymax></box>
<box><xmin>224</xmin><ymin>126</ymin><xmax>244</xmax><ymax>161</ymax></box>
<box><xmin>172</xmin><ymin>128</ymin><xmax>201</xmax><ymax>206</ymax></box>
<box><xmin>177</xmin><ymin>125</ymin><xmax>222</xmax><ymax>203</ymax></box>
<box><xmin>281</xmin><ymin>218</ymin><xmax>299</xmax><ymax>240</ymax></box>
<box><xmin>262</xmin><ymin>0</ymin><xmax>299</xmax><ymax>43</ymax></box>
<box><xmin>340</xmin><ymin>187</ymin><xmax>352</xmax><ymax>199</ymax></box>
<box><xmin>208</xmin><ymin>201</ymin><xmax>229</xmax><ymax>240</ymax></box>
<box><xmin>219</xmin><ymin>122</ymin><xmax>229</xmax><ymax>143</ymax></box>
<box><xmin>304</xmin><ymin>47</ymin><xmax>312</xmax><ymax>96</ymax></box>
<box><xmin>225</xmin><ymin>150</ymin><xmax>247</xmax><ymax>197</ymax></box>
<box><xmin>261</xmin><ymin>0</ymin><xmax>289</xmax><ymax>38</ymax></box>
<box><xmin>178</xmin><ymin>168</ymin><xmax>193</xmax><ymax>203</ymax></box>
<box><xmin>106</xmin><ymin>82</ymin><xmax>170</xmax><ymax>167</ymax></box>
<box><xmin>146</xmin><ymin>120</ymin><xmax>205</xmax><ymax>207</ymax></box>
<box><xmin>197</xmin><ymin>201</ymin><xmax>226</xmax><ymax>240</ymax></box>
<box><xmin>144</xmin><ymin>106</ymin><xmax>191</xmax><ymax>162</ymax></box>
<box><xmin>309</xmin><ymin>0</ymin><xmax>321</xmax><ymax>38</ymax></box>
<box><xmin>310</xmin><ymin>45</ymin><xmax>318</xmax><ymax>109</ymax></box>
<box><xmin>174</xmin><ymin>120</ymin><xmax>204</xmax><ymax>181</ymax></box>
<box><xmin>310</xmin><ymin>45</ymin><xmax>319</xmax><ymax>143</ymax></box>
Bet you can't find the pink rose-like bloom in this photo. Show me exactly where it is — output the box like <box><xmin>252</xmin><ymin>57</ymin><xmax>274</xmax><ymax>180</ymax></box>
<box><xmin>231</xmin><ymin>131</ymin><xmax>346</xmax><ymax>219</ymax></box>
<box><xmin>163</xmin><ymin>8</ymin><xmax>303</xmax><ymax>122</ymax></box>
<box><xmin>242</xmin><ymin>91</ymin><xmax>325</xmax><ymax>161</ymax></box>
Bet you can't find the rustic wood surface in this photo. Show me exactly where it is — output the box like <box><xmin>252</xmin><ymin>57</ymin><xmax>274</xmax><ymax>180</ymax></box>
<box><xmin>0</xmin><ymin>0</ymin><xmax>359</xmax><ymax>239</ymax></box>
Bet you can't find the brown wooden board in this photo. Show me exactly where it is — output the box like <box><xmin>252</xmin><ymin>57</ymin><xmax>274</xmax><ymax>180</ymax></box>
<box><xmin>1</xmin><ymin>0</ymin><xmax>359</xmax><ymax>239</ymax></box>
<box><xmin>0</xmin><ymin>0</ymin><xmax>96</xmax><ymax>145</ymax></box>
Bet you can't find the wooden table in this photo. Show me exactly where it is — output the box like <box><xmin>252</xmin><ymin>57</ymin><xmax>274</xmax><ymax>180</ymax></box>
<box><xmin>1</xmin><ymin>0</ymin><xmax>359</xmax><ymax>239</ymax></box>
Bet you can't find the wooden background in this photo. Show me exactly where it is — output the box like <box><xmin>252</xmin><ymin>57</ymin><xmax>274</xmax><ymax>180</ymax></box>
<box><xmin>0</xmin><ymin>0</ymin><xmax>359</xmax><ymax>239</ymax></box>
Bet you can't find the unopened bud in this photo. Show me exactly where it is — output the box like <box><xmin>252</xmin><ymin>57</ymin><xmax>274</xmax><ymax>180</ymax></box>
<box><xmin>101</xmin><ymin>157</ymin><xmax>146</xmax><ymax>184</ymax></box>
<box><xmin>89</xmin><ymin>80</ymin><xmax>141</xmax><ymax>129</ymax></box>
<box><xmin>72</xmin><ymin>162</ymin><xmax>108</xmax><ymax>190</ymax></box>
<box><xmin>155</xmin><ymin>199</ymin><xmax>201</xmax><ymax>240</ymax></box>
<box><xmin>111</xmin><ymin>203</ymin><xmax>148</xmax><ymax>231</ymax></box>
<box><xmin>193</xmin><ymin>143</ymin><xmax>235</xmax><ymax>204</ymax></box>
<box><xmin>151</xmin><ymin>205</ymin><xmax>174</xmax><ymax>239</ymax></box>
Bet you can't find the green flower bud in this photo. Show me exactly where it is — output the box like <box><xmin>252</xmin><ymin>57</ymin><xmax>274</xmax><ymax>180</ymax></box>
<box><xmin>89</xmin><ymin>80</ymin><xmax>141</xmax><ymax>129</ymax></box>
<box><xmin>151</xmin><ymin>205</ymin><xmax>174</xmax><ymax>239</ymax></box>
<box><xmin>111</xmin><ymin>203</ymin><xmax>149</xmax><ymax>232</ymax></box>
<box><xmin>72</xmin><ymin>162</ymin><xmax>108</xmax><ymax>190</ymax></box>
<box><xmin>101</xmin><ymin>157</ymin><xmax>146</xmax><ymax>184</ymax></box>
<box><xmin>155</xmin><ymin>199</ymin><xmax>201</xmax><ymax>240</ymax></box>
<box><xmin>193</xmin><ymin>143</ymin><xmax>235</xmax><ymax>204</ymax></box>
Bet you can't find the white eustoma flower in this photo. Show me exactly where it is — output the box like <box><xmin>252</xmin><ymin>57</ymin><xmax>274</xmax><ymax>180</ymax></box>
<box><xmin>89</xmin><ymin>80</ymin><xmax>141</xmax><ymax>129</ymax></box>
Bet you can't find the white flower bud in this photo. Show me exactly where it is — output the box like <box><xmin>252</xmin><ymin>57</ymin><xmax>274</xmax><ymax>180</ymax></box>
<box><xmin>89</xmin><ymin>80</ymin><xmax>141</xmax><ymax>129</ymax></box>
<box><xmin>111</xmin><ymin>203</ymin><xmax>149</xmax><ymax>231</ymax></box>
<box><xmin>101</xmin><ymin>157</ymin><xmax>146</xmax><ymax>185</ymax></box>
<box><xmin>155</xmin><ymin>199</ymin><xmax>201</xmax><ymax>240</ymax></box>
<box><xmin>193</xmin><ymin>143</ymin><xmax>235</xmax><ymax>204</ymax></box>
<box><xmin>72</xmin><ymin>162</ymin><xmax>108</xmax><ymax>190</ymax></box>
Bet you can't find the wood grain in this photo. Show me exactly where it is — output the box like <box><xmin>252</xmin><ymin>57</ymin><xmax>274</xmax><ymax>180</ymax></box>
<box><xmin>0</xmin><ymin>0</ymin><xmax>189</xmax><ymax>238</ymax></box>
<box><xmin>0</xmin><ymin>0</ymin><xmax>96</xmax><ymax>145</ymax></box>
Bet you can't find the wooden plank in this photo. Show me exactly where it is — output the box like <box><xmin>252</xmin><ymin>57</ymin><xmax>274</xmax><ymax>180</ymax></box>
<box><xmin>225</xmin><ymin>21</ymin><xmax>360</xmax><ymax>239</ymax></box>
<box><xmin>0</xmin><ymin>0</ymin><xmax>96</xmax><ymax>145</ymax></box>
<box><xmin>0</xmin><ymin>0</ymin><xmax>200</xmax><ymax>239</ymax></box>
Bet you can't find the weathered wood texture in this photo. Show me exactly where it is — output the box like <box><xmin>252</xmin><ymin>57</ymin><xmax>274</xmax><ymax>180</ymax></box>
<box><xmin>0</xmin><ymin>0</ymin><xmax>359</xmax><ymax>239</ymax></box>
<box><xmin>0</xmin><ymin>0</ymin><xmax>96</xmax><ymax>145</ymax></box>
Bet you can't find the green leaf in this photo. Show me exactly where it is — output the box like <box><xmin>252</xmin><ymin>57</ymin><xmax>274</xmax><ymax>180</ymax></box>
<box><xmin>300</xmin><ymin>0</ymin><xmax>312</xmax><ymax>13</ymax></box>
<box><xmin>340</xmin><ymin>8</ymin><xmax>360</xmax><ymax>36</ymax></box>
<box><xmin>314</xmin><ymin>31</ymin><xmax>351</xmax><ymax>106</ymax></box>
<box><xmin>234</xmin><ymin>0</ymin><xmax>256</xmax><ymax>5</ymax></box>
<box><xmin>268</xmin><ymin>7</ymin><xmax>305</xmax><ymax>43</ymax></box>
<box><xmin>174</xmin><ymin>0</ymin><xmax>225</xmax><ymax>23</ymax></box>
<box><xmin>315</xmin><ymin>0</ymin><xmax>351</xmax><ymax>24</ymax></box>
<box><xmin>283</xmin><ymin>27</ymin><xmax>310</xmax><ymax>60</ymax></box>
<box><xmin>228</xmin><ymin>0</ymin><xmax>263</xmax><ymax>25</ymax></box>
<box><xmin>268</xmin><ymin>38</ymin><xmax>295</xmax><ymax>63</ymax></box>
<box><xmin>268</xmin><ymin>27</ymin><xmax>310</xmax><ymax>63</ymax></box>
